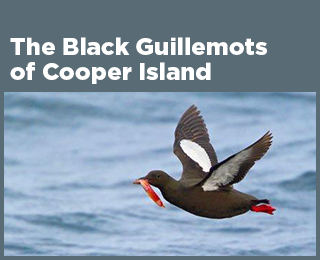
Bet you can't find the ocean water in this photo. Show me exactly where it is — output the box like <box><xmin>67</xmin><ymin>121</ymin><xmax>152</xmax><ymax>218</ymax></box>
<box><xmin>4</xmin><ymin>92</ymin><xmax>316</xmax><ymax>256</ymax></box>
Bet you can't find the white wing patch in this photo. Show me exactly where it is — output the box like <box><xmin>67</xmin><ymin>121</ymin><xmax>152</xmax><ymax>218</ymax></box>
<box><xmin>180</xmin><ymin>139</ymin><xmax>211</xmax><ymax>172</ymax></box>
<box><xmin>202</xmin><ymin>149</ymin><xmax>251</xmax><ymax>191</ymax></box>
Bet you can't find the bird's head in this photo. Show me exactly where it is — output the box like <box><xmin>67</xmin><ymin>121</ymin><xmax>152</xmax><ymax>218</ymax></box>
<box><xmin>133</xmin><ymin>170</ymin><xmax>171</xmax><ymax>189</ymax></box>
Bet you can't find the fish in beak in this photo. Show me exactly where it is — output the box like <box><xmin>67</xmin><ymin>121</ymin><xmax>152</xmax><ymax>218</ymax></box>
<box><xmin>133</xmin><ymin>178</ymin><xmax>165</xmax><ymax>208</ymax></box>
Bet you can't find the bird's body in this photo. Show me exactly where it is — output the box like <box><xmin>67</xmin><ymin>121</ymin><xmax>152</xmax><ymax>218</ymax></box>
<box><xmin>134</xmin><ymin>105</ymin><xmax>275</xmax><ymax>219</ymax></box>
<box><xmin>161</xmin><ymin>182</ymin><xmax>257</xmax><ymax>219</ymax></box>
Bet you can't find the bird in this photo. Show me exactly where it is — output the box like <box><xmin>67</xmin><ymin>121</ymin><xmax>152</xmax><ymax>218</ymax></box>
<box><xmin>134</xmin><ymin>105</ymin><xmax>275</xmax><ymax>219</ymax></box>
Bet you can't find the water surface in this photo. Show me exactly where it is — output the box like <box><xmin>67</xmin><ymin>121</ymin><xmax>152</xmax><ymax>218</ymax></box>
<box><xmin>4</xmin><ymin>92</ymin><xmax>316</xmax><ymax>255</ymax></box>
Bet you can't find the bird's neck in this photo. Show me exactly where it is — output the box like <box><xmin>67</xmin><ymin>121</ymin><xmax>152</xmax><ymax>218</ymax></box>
<box><xmin>165</xmin><ymin>177</ymin><xmax>180</xmax><ymax>191</ymax></box>
<box><xmin>158</xmin><ymin>176</ymin><xmax>181</xmax><ymax>200</ymax></box>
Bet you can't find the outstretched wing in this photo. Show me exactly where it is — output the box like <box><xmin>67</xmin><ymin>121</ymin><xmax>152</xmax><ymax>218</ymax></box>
<box><xmin>174</xmin><ymin>105</ymin><xmax>218</xmax><ymax>182</ymax></box>
<box><xmin>198</xmin><ymin>132</ymin><xmax>273</xmax><ymax>191</ymax></box>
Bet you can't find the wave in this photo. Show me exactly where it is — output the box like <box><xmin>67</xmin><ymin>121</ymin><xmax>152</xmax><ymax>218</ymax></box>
<box><xmin>4</xmin><ymin>157</ymin><xmax>21</xmax><ymax>166</ymax></box>
<box><xmin>4</xmin><ymin>94</ymin><xmax>105</xmax><ymax>129</ymax></box>
<box><xmin>278</xmin><ymin>171</ymin><xmax>316</xmax><ymax>192</ymax></box>
<box><xmin>267</xmin><ymin>92</ymin><xmax>316</xmax><ymax>103</ymax></box>
<box><xmin>216</xmin><ymin>227</ymin><xmax>261</xmax><ymax>233</ymax></box>
<box><xmin>8</xmin><ymin>212</ymin><xmax>110</xmax><ymax>234</ymax></box>
<box><xmin>42</xmin><ymin>182</ymin><xmax>106</xmax><ymax>192</ymax></box>
<box><xmin>281</xmin><ymin>138</ymin><xmax>315</xmax><ymax>149</ymax></box>
<box><xmin>4</xmin><ymin>242</ymin><xmax>46</xmax><ymax>255</ymax></box>
<box><xmin>4</xmin><ymin>93</ymin><xmax>105</xmax><ymax>118</ymax></box>
<box><xmin>4</xmin><ymin>188</ymin><xmax>34</xmax><ymax>200</ymax></box>
<box><xmin>4</xmin><ymin>93</ymin><xmax>178</xmax><ymax>131</ymax></box>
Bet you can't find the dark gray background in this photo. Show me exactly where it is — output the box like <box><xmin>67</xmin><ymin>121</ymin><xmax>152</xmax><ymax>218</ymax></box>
<box><xmin>1</xmin><ymin>0</ymin><xmax>318</xmax><ymax>91</ymax></box>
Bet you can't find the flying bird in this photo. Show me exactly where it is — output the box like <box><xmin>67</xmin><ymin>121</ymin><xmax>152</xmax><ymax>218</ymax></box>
<box><xmin>134</xmin><ymin>105</ymin><xmax>275</xmax><ymax>219</ymax></box>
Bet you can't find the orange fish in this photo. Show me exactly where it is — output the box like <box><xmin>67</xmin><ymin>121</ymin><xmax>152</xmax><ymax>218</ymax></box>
<box><xmin>133</xmin><ymin>179</ymin><xmax>165</xmax><ymax>208</ymax></box>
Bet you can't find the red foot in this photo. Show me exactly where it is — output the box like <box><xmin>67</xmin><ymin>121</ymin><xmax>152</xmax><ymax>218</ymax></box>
<box><xmin>251</xmin><ymin>204</ymin><xmax>276</xmax><ymax>215</ymax></box>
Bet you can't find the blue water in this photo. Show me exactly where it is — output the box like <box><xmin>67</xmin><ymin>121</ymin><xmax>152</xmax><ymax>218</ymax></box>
<box><xmin>4</xmin><ymin>92</ymin><xmax>316</xmax><ymax>256</ymax></box>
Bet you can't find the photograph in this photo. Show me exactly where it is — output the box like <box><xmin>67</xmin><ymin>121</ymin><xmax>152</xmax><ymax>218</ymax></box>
<box><xmin>4</xmin><ymin>92</ymin><xmax>316</xmax><ymax>256</ymax></box>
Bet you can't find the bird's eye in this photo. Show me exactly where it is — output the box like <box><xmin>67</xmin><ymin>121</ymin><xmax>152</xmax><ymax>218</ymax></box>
<box><xmin>157</xmin><ymin>175</ymin><xmax>161</xmax><ymax>179</ymax></box>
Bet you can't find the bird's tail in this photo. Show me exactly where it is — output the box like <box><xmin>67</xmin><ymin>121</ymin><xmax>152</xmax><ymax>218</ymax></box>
<box><xmin>250</xmin><ymin>199</ymin><xmax>276</xmax><ymax>215</ymax></box>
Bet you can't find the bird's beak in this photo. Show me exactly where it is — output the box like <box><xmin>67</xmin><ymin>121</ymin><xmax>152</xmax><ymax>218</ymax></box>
<box><xmin>133</xmin><ymin>179</ymin><xmax>140</xmax><ymax>184</ymax></box>
<box><xmin>133</xmin><ymin>177</ymin><xmax>147</xmax><ymax>185</ymax></box>
<box><xmin>133</xmin><ymin>178</ymin><xmax>165</xmax><ymax>208</ymax></box>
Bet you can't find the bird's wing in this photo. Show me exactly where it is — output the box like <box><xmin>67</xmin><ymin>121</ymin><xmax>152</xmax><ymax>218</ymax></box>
<box><xmin>174</xmin><ymin>105</ymin><xmax>218</xmax><ymax>182</ymax></box>
<box><xmin>197</xmin><ymin>132</ymin><xmax>273</xmax><ymax>191</ymax></box>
